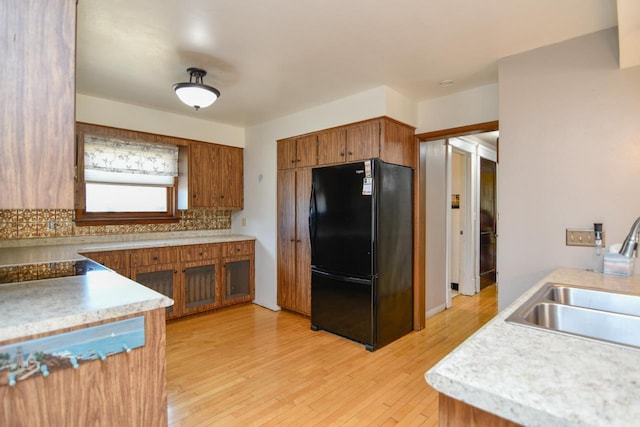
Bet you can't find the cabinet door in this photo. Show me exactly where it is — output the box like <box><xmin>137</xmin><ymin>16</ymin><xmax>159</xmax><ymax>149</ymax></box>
<box><xmin>133</xmin><ymin>264</ymin><xmax>178</xmax><ymax>318</ymax></box>
<box><xmin>379</xmin><ymin>118</ymin><xmax>416</xmax><ymax>168</ymax></box>
<box><xmin>2</xmin><ymin>0</ymin><xmax>75</xmax><ymax>209</ymax></box>
<box><xmin>182</xmin><ymin>260</ymin><xmax>219</xmax><ymax>314</ymax></box>
<box><xmin>277</xmin><ymin>139</ymin><xmax>297</xmax><ymax>170</ymax></box>
<box><xmin>277</xmin><ymin>170</ymin><xmax>297</xmax><ymax>310</ymax></box>
<box><xmin>317</xmin><ymin>129</ymin><xmax>347</xmax><ymax>165</ymax></box>
<box><xmin>346</xmin><ymin>120</ymin><xmax>380</xmax><ymax>161</ymax></box>
<box><xmin>222</xmin><ymin>255</ymin><xmax>254</xmax><ymax>306</ymax></box>
<box><xmin>219</xmin><ymin>145</ymin><xmax>244</xmax><ymax>209</ymax></box>
<box><xmin>189</xmin><ymin>142</ymin><xmax>220</xmax><ymax>208</ymax></box>
<box><xmin>296</xmin><ymin>135</ymin><xmax>317</xmax><ymax>168</ymax></box>
<box><xmin>81</xmin><ymin>250</ymin><xmax>129</xmax><ymax>278</ymax></box>
<box><xmin>295</xmin><ymin>169</ymin><xmax>312</xmax><ymax>316</ymax></box>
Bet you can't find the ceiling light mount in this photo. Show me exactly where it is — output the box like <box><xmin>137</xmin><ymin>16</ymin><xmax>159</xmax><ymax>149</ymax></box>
<box><xmin>173</xmin><ymin>67</ymin><xmax>220</xmax><ymax>110</ymax></box>
<box><xmin>438</xmin><ymin>79</ymin><xmax>455</xmax><ymax>87</ymax></box>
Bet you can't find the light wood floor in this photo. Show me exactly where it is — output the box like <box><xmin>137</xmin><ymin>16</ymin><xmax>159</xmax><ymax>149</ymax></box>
<box><xmin>166</xmin><ymin>285</ymin><xmax>497</xmax><ymax>426</ymax></box>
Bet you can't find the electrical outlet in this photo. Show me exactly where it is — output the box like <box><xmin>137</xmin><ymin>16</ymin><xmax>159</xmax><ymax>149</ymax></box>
<box><xmin>566</xmin><ymin>229</ymin><xmax>606</xmax><ymax>247</ymax></box>
<box><xmin>241</xmin><ymin>217</ymin><xmax>247</xmax><ymax>227</ymax></box>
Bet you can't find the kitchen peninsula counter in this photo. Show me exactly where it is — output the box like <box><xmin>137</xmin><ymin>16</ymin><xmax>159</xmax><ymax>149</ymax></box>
<box><xmin>426</xmin><ymin>268</ymin><xmax>640</xmax><ymax>427</ymax></box>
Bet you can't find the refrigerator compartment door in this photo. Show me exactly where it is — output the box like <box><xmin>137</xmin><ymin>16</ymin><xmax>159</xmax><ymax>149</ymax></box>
<box><xmin>310</xmin><ymin>162</ymin><xmax>373</xmax><ymax>277</ymax></box>
<box><xmin>311</xmin><ymin>270</ymin><xmax>373</xmax><ymax>347</ymax></box>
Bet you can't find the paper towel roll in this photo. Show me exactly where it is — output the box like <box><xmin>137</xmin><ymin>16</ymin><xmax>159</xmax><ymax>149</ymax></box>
<box><xmin>610</xmin><ymin>243</ymin><xmax>622</xmax><ymax>253</ymax></box>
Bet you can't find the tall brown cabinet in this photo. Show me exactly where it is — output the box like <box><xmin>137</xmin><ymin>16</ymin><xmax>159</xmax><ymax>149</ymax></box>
<box><xmin>277</xmin><ymin>117</ymin><xmax>415</xmax><ymax>316</ymax></box>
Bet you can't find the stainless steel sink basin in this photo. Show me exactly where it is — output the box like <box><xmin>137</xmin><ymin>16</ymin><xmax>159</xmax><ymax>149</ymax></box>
<box><xmin>506</xmin><ymin>282</ymin><xmax>640</xmax><ymax>349</ymax></box>
<box><xmin>544</xmin><ymin>284</ymin><xmax>640</xmax><ymax>316</ymax></box>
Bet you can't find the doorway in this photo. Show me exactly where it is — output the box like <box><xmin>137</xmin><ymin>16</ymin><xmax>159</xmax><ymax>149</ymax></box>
<box><xmin>417</xmin><ymin>121</ymin><xmax>499</xmax><ymax>319</ymax></box>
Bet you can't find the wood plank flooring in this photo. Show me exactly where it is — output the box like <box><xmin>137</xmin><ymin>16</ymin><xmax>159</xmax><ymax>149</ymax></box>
<box><xmin>166</xmin><ymin>285</ymin><xmax>497</xmax><ymax>426</ymax></box>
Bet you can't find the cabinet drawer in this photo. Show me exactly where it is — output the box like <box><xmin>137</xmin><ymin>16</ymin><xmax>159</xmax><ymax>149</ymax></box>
<box><xmin>179</xmin><ymin>244</ymin><xmax>221</xmax><ymax>262</ymax></box>
<box><xmin>222</xmin><ymin>241</ymin><xmax>254</xmax><ymax>257</ymax></box>
<box><xmin>131</xmin><ymin>247</ymin><xmax>177</xmax><ymax>267</ymax></box>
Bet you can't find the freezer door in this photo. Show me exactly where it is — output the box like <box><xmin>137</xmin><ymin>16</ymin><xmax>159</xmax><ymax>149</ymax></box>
<box><xmin>310</xmin><ymin>162</ymin><xmax>373</xmax><ymax>278</ymax></box>
<box><xmin>311</xmin><ymin>269</ymin><xmax>373</xmax><ymax>347</ymax></box>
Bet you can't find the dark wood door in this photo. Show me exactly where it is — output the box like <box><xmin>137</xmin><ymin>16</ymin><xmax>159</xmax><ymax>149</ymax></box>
<box><xmin>277</xmin><ymin>170</ymin><xmax>297</xmax><ymax>310</ymax></box>
<box><xmin>479</xmin><ymin>157</ymin><xmax>497</xmax><ymax>289</ymax></box>
<box><xmin>220</xmin><ymin>145</ymin><xmax>244</xmax><ymax>209</ymax></box>
<box><xmin>295</xmin><ymin>169</ymin><xmax>312</xmax><ymax>315</ymax></box>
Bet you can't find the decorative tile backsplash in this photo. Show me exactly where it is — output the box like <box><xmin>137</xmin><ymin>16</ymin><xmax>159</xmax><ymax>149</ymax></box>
<box><xmin>0</xmin><ymin>209</ymin><xmax>231</xmax><ymax>241</ymax></box>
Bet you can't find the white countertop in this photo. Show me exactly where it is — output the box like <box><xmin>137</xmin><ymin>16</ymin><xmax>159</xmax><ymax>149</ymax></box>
<box><xmin>426</xmin><ymin>268</ymin><xmax>640</xmax><ymax>427</ymax></box>
<box><xmin>0</xmin><ymin>270</ymin><xmax>173</xmax><ymax>342</ymax></box>
<box><xmin>0</xmin><ymin>230</ymin><xmax>256</xmax><ymax>266</ymax></box>
<box><xmin>0</xmin><ymin>231</ymin><xmax>255</xmax><ymax>343</ymax></box>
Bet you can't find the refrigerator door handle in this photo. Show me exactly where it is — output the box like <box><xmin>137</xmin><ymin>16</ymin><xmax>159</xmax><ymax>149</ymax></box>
<box><xmin>309</xmin><ymin>182</ymin><xmax>317</xmax><ymax>248</ymax></box>
<box><xmin>311</xmin><ymin>268</ymin><xmax>372</xmax><ymax>285</ymax></box>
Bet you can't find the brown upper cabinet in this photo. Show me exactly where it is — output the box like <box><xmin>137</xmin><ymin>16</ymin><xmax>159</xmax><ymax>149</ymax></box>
<box><xmin>1</xmin><ymin>0</ymin><xmax>76</xmax><ymax>209</ymax></box>
<box><xmin>277</xmin><ymin>135</ymin><xmax>318</xmax><ymax>170</ymax></box>
<box><xmin>277</xmin><ymin>117</ymin><xmax>415</xmax><ymax>171</ymax></box>
<box><xmin>188</xmin><ymin>142</ymin><xmax>244</xmax><ymax>210</ymax></box>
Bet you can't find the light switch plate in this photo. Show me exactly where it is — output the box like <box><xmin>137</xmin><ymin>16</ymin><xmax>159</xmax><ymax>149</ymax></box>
<box><xmin>566</xmin><ymin>229</ymin><xmax>606</xmax><ymax>247</ymax></box>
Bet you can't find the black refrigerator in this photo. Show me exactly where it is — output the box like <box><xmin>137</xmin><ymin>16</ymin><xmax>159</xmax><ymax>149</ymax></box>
<box><xmin>309</xmin><ymin>159</ymin><xmax>413</xmax><ymax>351</ymax></box>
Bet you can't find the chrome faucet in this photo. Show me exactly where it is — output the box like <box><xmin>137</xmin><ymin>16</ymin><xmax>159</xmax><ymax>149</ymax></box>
<box><xmin>619</xmin><ymin>216</ymin><xmax>640</xmax><ymax>258</ymax></box>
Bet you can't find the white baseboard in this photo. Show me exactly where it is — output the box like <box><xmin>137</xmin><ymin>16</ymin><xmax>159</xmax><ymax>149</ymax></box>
<box><xmin>426</xmin><ymin>303</ymin><xmax>446</xmax><ymax>319</ymax></box>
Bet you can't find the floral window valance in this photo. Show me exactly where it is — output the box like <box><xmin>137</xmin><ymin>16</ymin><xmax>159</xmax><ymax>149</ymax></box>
<box><xmin>84</xmin><ymin>135</ymin><xmax>178</xmax><ymax>185</ymax></box>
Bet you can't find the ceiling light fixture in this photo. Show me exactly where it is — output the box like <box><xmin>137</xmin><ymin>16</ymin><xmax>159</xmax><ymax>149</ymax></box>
<box><xmin>173</xmin><ymin>67</ymin><xmax>220</xmax><ymax>110</ymax></box>
<box><xmin>438</xmin><ymin>79</ymin><xmax>454</xmax><ymax>87</ymax></box>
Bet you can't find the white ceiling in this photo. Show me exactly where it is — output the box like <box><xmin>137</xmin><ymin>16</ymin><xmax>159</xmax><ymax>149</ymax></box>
<box><xmin>77</xmin><ymin>0</ymin><xmax>628</xmax><ymax>128</ymax></box>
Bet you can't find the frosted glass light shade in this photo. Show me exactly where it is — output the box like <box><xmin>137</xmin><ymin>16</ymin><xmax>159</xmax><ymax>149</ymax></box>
<box><xmin>173</xmin><ymin>84</ymin><xmax>220</xmax><ymax>110</ymax></box>
<box><xmin>173</xmin><ymin>68</ymin><xmax>221</xmax><ymax>110</ymax></box>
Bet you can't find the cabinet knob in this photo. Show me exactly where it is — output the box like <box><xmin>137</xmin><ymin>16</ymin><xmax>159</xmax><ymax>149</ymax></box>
<box><xmin>199</xmin><ymin>252</ymin><xmax>204</xmax><ymax>256</ymax></box>
<box><xmin>296</xmin><ymin>239</ymin><xmax>302</xmax><ymax>243</ymax></box>
<box><xmin>348</xmin><ymin>151</ymin><xmax>353</xmax><ymax>155</ymax></box>
<box><xmin>152</xmin><ymin>256</ymin><xmax>158</xmax><ymax>261</ymax></box>
<box><xmin>290</xmin><ymin>239</ymin><xmax>295</xmax><ymax>242</ymax></box>
<box><xmin>340</xmin><ymin>152</ymin><xmax>345</xmax><ymax>156</ymax></box>
<box><xmin>290</xmin><ymin>160</ymin><xmax>295</xmax><ymax>164</ymax></box>
<box><xmin>220</xmin><ymin>195</ymin><xmax>224</xmax><ymax>199</ymax></box>
<box><xmin>193</xmin><ymin>193</ymin><xmax>197</xmax><ymax>199</ymax></box>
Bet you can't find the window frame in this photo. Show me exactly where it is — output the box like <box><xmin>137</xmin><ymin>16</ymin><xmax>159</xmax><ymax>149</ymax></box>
<box><xmin>75</xmin><ymin>123</ymin><xmax>184</xmax><ymax>226</ymax></box>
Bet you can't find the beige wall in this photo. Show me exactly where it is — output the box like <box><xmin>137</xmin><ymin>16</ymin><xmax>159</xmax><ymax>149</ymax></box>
<box><xmin>76</xmin><ymin>94</ymin><xmax>245</xmax><ymax>147</ymax></box>
<box><xmin>498</xmin><ymin>28</ymin><xmax>640</xmax><ymax>310</ymax></box>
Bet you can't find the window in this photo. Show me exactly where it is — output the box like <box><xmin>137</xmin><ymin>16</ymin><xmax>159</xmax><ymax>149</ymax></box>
<box><xmin>75</xmin><ymin>125</ymin><xmax>181</xmax><ymax>225</ymax></box>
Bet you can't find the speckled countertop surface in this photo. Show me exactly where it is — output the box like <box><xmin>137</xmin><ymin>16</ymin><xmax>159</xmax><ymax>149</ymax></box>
<box><xmin>426</xmin><ymin>268</ymin><xmax>640</xmax><ymax>427</ymax></box>
<box><xmin>0</xmin><ymin>231</ymin><xmax>255</xmax><ymax>342</ymax></box>
<box><xmin>0</xmin><ymin>230</ymin><xmax>256</xmax><ymax>266</ymax></box>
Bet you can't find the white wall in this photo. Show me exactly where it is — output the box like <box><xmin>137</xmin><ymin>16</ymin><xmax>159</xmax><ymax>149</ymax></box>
<box><xmin>498</xmin><ymin>28</ymin><xmax>640</xmax><ymax>311</ymax></box>
<box><xmin>416</xmin><ymin>84</ymin><xmax>498</xmax><ymax>134</ymax></box>
<box><xmin>77</xmin><ymin>94</ymin><xmax>245</xmax><ymax>147</ymax></box>
<box><xmin>233</xmin><ymin>86</ymin><xmax>418</xmax><ymax>310</ymax></box>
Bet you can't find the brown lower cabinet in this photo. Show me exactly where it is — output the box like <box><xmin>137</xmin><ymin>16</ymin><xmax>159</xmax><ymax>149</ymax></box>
<box><xmin>82</xmin><ymin>240</ymin><xmax>255</xmax><ymax>320</ymax></box>
<box><xmin>438</xmin><ymin>394</ymin><xmax>521</xmax><ymax>427</ymax></box>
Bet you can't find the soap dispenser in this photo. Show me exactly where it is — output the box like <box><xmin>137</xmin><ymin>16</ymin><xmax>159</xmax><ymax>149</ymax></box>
<box><xmin>594</xmin><ymin>223</ymin><xmax>603</xmax><ymax>255</ymax></box>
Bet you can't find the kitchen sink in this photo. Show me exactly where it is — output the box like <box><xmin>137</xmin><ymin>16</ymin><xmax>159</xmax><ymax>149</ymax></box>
<box><xmin>506</xmin><ymin>282</ymin><xmax>640</xmax><ymax>349</ymax></box>
<box><xmin>544</xmin><ymin>284</ymin><xmax>640</xmax><ymax>316</ymax></box>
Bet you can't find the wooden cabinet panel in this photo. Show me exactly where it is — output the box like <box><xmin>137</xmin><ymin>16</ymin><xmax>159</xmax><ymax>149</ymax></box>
<box><xmin>179</xmin><ymin>244</ymin><xmax>221</xmax><ymax>262</ymax></box>
<box><xmin>221</xmin><ymin>254</ymin><xmax>255</xmax><ymax>306</ymax></box>
<box><xmin>277</xmin><ymin>136</ymin><xmax>317</xmax><ymax>169</ymax></box>
<box><xmin>296</xmin><ymin>135</ymin><xmax>318</xmax><ymax>168</ymax></box>
<box><xmin>0</xmin><ymin>309</ymin><xmax>168</xmax><ymax>427</ymax></box>
<box><xmin>277</xmin><ymin>170</ymin><xmax>297</xmax><ymax>311</ymax></box>
<box><xmin>133</xmin><ymin>263</ymin><xmax>179</xmax><ymax>319</ymax></box>
<box><xmin>317</xmin><ymin>129</ymin><xmax>347</xmax><ymax>165</ymax></box>
<box><xmin>189</xmin><ymin>142</ymin><xmax>244</xmax><ymax>209</ymax></box>
<box><xmin>220</xmin><ymin>145</ymin><xmax>244</xmax><ymax>209</ymax></box>
<box><xmin>131</xmin><ymin>247</ymin><xmax>178</xmax><ymax>267</ymax></box>
<box><xmin>1</xmin><ymin>0</ymin><xmax>75</xmax><ymax>209</ymax></box>
<box><xmin>277</xmin><ymin>138</ymin><xmax>297</xmax><ymax>170</ymax></box>
<box><xmin>182</xmin><ymin>260</ymin><xmax>219</xmax><ymax>314</ymax></box>
<box><xmin>295</xmin><ymin>169</ymin><xmax>312</xmax><ymax>315</ymax></box>
<box><xmin>277</xmin><ymin>169</ymin><xmax>311</xmax><ymax>315</ymax></box>
<box><xmin>346</xmin><ymin>120</ymin><xmax>380</xmax><ymax>162</ymax></box>
<box><xmin>380</xmin><ymin>118</ymin><xmax>416</xmax><ymax>168</ymax></box>
<box><xmin>189</xmin><ymin>142</ymin><xmax>219</xmax><ymax>208</ymax></box>
<box><xmin>439</xmin><ymin>394</ymin><xmax>521</xmax><ymax>427</ymax></box>
<box><xmin>80</xmin><ymin>250</ymin><xmax>130</xmax><ymax>278</ymax></box>
<box><xmin>222</xmin><ymin>241</ymin><xmax>254</xmax><ymax>257</ymax></box>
